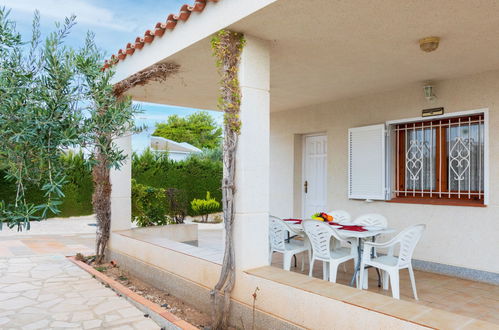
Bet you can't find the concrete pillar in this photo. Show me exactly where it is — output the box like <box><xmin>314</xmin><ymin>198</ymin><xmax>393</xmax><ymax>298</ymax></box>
<box><xmin>110</xmin><ymin>134</ymin><xmax>132</xmax><ymax>231</ymax></box>
<box><xmin>233</xmin><ymin>35</ymin><xmax>270</xmax><ymax>270</ymax></box>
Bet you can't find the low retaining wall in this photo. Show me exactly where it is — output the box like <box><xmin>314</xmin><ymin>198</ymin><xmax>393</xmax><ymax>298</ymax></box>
<box><xmin>108</xmin><ymin>248</ymin><xmax>302</xmax><ymax>330</ymax></box>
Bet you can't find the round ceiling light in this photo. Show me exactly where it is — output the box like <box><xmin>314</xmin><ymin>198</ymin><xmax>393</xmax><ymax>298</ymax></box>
<box><xmin>419</xmin><ymin>36</ymin><xmax>440</xmax><ymax>52</ymax></box>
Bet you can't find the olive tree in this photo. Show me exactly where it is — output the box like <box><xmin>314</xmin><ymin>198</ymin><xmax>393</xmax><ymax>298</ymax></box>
<box><xmin>0</xmin><ymin>10</ymin><xmax>83</xmax><ymax>230</ymax></box>
<box><xmin>76</xmin><ymin>35</ymin><xmax>141</xmax><ymax>263</ymax></box>
<box><xmin>0</xmin><ymin>8</ymin><xmax>141</xmax><ymax>263</ymax></box>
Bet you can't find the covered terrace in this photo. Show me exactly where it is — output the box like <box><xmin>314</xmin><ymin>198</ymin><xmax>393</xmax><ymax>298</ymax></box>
<box><xmin>108</xmin><ymin>0</ymin><xmax>499</xmax><ymax>328</ymax></box>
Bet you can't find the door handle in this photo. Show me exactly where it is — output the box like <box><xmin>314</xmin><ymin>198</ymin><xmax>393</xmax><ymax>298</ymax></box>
<box><xmin>304</xmin><ymin>180</ymin><xmax>308</xmax><ymax>194</ymax></box>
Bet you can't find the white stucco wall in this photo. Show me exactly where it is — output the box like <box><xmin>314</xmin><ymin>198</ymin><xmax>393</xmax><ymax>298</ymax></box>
<box><xmin>270</xmin><ymin>69</ymin><xmax>499</xmax><ymax>274</ymax></box>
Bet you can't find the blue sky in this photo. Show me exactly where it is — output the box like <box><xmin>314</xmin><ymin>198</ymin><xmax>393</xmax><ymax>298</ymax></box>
<box><xmin>1</xmin><ymin>0</ymin><xmax>222</xmax><ymax>152</ymax></box>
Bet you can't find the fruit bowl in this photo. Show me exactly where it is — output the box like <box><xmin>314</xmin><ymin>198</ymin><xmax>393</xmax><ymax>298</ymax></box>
<box><xmin>311</xmin><ymin>212</ymin><xmax>334</xmax><ymax>222</ymax></box>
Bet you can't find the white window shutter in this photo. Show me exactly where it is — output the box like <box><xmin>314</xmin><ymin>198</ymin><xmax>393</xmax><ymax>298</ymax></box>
<box><xmin>348</xmin><ymin>124</ymin><xmax>386</xmax><ymax>200</ymax></box>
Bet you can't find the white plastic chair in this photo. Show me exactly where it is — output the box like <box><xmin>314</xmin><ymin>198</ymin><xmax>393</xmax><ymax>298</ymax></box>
<box><xmin>302</xmin><ymin>220</ymin><xmax>357</xmax><ymax>283</ymax></box>
<box><xmin>359</xmin><ymin>224</ymin><xmax>426</xmax><ymax>300</ymax></box>
<box><xmin>354</xmin><ymin>213</ymin><xmax>388</xmax><ymax>228</ymax></box>
<box><xmin>283</xmin><ymin>216</ymin><xmax>313</xmax><ymax>269</ymax></box>
<box><xmin>269</xmin><ymin>216</ymin><xmax>309</xmax><ymax>271</ymax></box>
<box><xmin>354</xmin><ymin>213</ymin><xmax>389</xmax><ymax>258</ymax></box>
<box><xmin>327</xmin><ymin>210</ymin><xmax>352</xmax><ymax>223</ymax></box>
<box><xmin>327</xmin><ymin>210</ymin><xmax>352</xmax><ymax>267</ymax></box>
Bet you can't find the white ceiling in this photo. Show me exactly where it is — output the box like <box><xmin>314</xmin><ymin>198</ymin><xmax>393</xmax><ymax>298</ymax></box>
<box><xmin>127</xmin><ymin>0</ymin><xmax>499</xmax><ymax>112</ymax></box>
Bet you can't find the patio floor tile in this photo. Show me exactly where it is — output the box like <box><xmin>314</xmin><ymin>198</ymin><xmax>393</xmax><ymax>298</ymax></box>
<box><xmin>267</xmin><ymin>247</ymin><xmax>499</xmax><ymax>326</ymax></box>
<box><xmin>374</xmin><ymin>299</ymin><xmax>432</xmax><ymax>321</ymax></box>
<box><xmin>343</xmin><ymin>290</ymin><xmax>395</xmax><ymax>309</ymax></box>
<box><xmin>411</xmin><ymin>308</ymin><xmax>475</xmax><ymax>329</ymax></box>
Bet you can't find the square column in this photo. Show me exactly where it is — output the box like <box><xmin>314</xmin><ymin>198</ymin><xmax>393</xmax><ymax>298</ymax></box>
<box><xmin>110</xmin><ymin>134</ymin><xmax>132</xmax><ymax>231</ymax></box>
<box><xmin>233</xmin><ymin>35</ymin><xmax>270</xmax><ymax>270</ymax></box>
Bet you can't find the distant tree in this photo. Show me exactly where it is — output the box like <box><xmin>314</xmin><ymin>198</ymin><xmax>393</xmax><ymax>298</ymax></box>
<box><xmin>153</xmin><ymin>111</ymin><xmax>222</xmax><ymax>149</ymax></box>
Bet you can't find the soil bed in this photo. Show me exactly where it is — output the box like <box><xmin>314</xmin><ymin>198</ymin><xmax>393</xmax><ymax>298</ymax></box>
<box><xmin>95</xmin><ymin>262</ymin><xmax>211</xmax><ymax>329</ymax></box>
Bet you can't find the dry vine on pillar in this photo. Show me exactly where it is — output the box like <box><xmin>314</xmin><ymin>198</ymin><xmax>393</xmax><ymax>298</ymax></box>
<box><xmin>112</xmin><ymin>63</ymin><xmax>180</xmax><ymax>97</ymax></box>
<box><xmin>90</xmin><ymin>62</ymin><xmax>179</xmax><ymax>264</ymax></box>
<box><xmin>210</xmin><ymin>30</ymin><xmax>245</xmax><ymax>329</ymax></box>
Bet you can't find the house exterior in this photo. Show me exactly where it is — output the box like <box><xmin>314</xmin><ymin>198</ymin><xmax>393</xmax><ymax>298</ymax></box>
<box><xmin>150</xmin><ymin>136</ymin><xmax>202</xmax><ymax>161</ymax></box>
<box><xmin>107</xmin><ymin>1</ymin><xmax>499</xmax><ymax>328</ymax></box>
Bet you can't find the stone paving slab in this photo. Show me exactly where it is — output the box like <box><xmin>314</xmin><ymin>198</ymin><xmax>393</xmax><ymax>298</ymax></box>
<box><xmin>0</xmin><ymin>255</ymin><xmax>160</xmax><ymax>329</ymax></box>
<box><xmin>0</xmin><ymin>216</ymin><xmax>97</xmax><ymax>237</ymax></box>
<box><xmin>0</xmin><ymin>234</ymin><xmax>95</xmax><ymax>258</ymax></box>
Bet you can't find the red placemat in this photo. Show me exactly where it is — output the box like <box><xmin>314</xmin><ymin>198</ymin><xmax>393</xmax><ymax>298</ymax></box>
<box><xmin>283</xmin><ymin>218</ymin><xmax>302</xmax><ymax>224</ymax></box>
<box><xmin>339</xmin><ymin>225</ymin><xmax>366</xmax><ymax>232</ymax></box>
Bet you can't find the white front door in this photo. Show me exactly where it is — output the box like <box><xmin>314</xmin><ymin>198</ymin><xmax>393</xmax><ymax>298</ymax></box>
<box><xmin>302</xmin><ymin>134</ymin><xmax>328</xmax><ymax>219</ymax></box>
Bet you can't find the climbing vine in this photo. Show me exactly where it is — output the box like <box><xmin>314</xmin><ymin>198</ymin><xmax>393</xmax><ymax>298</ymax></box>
<box><xmin>210</xmin><ymin>29</ymin><xmax>245</xmax><ymax>329</ymax></box>
<box><xmin>113</xmin><ymin>63</ymin><xmax>179</xmax><ymax>98</ymax></box>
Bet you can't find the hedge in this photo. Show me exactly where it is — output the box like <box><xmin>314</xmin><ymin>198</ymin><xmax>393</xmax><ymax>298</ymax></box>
<box><xmin>0</xmin><ymin>152</ymin><xmax>94</xmax><ymax>218</ymax></box>
<box><xmin>132</xmin><ymin>149</ymin><xmax>223</xmax><ymax>215</ymax></box>
<box><xmin>0</xmin><ymin>149</ymin><xmax>222</xmax><ymax>218</ymax></box>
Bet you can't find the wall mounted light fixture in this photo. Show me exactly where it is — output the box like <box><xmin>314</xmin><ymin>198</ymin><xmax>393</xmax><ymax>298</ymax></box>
<box><xmin>423</xmin><ymin>83</ymin><xmax>436</xmax><ymax>102</ymax></box>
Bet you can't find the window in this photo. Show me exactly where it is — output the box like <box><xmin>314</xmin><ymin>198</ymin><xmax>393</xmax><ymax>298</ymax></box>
<box><xmin>393</xmin><ymin>114</ymin><xmax>485</xmax><ymax>204</ymax></box>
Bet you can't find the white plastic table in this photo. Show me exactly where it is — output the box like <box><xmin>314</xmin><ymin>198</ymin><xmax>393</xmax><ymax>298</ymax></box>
<box><xmin>339</xmin><ymin>227</ymin><xmax>396</xmax><ymax>286</ymax></box>
<box><xmin>288</xmin><ymin>222</ymin><xmax>395</xmax><ymax>286</ymax></box>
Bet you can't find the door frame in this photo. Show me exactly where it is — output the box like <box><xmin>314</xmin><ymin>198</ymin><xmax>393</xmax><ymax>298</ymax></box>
<box><xmin>301</xmin><ymin>132</ymin><xmax>328</xmax><ymax>219</ymax></box>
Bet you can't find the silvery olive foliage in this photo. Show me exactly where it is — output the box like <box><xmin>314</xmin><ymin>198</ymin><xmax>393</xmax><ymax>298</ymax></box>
<box><xmin>0</xmin><ymin>5</ymin><xmax>141</xmax><ymax>251</ymax></box>
<box><xmin>0</xmin><ymin>9</ymin><xmax>82</xmax><ymax>230</ymax></box>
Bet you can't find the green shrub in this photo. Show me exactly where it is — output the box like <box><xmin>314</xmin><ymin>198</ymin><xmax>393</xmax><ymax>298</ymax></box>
<box><xmin>191</xmin><ymin>192</ymin><xmax>220</xmax><ymax>223</ymax></box>
<box><xmin>165</xmin><ymin>188</ymin><xmax>187</xmax><ymax>224</ymax></box>
<box><xmin>131</xmin><ymin>180</ymin><xmax>169</xmax><ymax>227</ymax></box>
<box><xmin>132</xmin><ymin>180</ymin><xmax>189</xmax><ymax>227</ymax></box>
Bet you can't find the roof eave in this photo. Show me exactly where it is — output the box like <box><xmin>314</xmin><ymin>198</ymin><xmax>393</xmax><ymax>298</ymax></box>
<box><xmin>111</xmin><ymin>0</ymin><xmax>277</xmax><ymax>84</ymax></box>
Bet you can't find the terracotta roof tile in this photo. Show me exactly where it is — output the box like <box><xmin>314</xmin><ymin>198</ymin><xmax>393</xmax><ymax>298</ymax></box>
<box><xmin>125</xmin><ymin>43</ymin><xmax>135</xmax><ymax>55</ymax></box>
<box><xmin>154</xmin><ymin>23</ymin><xmax>166</xmax><ymax>37</ymax></box>
<box><xmin>175</xmin><ymin>4</ymin><xmax>192</xmax><ymax>21</ymax></box>
<box><xmin>189</xmin><ymin>1</ymin><xmax>206</xmax><ymax>12</ymax></box>
<box><xmin>135</xmin><ymin>37</ymin><xmax>145</xmax><ymax>49</ymax></box>
<box><xmin>117</xmin><ymin>49</ymin><xmax>126</xmax><ymax>60</ymax></box>
<box><xmin>105</xmin><ymin>0</ymin><xmax>221</xmax><ymax>69</ymax></box>
<box><xmin>144</xmin><ymin>30</ymin><xmax>155</xmax><ymax>43</ymax></box>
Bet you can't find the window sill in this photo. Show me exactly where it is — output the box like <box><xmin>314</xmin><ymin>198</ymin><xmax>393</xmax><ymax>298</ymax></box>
<box><xmin>387</xmin><ymin>197</ymin><xmax>486</xmax><ymax>207</ymax></box>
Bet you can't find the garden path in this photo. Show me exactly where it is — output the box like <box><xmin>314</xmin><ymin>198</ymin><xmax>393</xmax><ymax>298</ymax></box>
<box><xmin>0</xmin><ymin>216</ymin><xmax>161</xmax><ymax>329</ymax></box>
<box><xmin>0</xmin><ymin>255</ymin><xmax>160</xmax><ymax>329</ymax></box>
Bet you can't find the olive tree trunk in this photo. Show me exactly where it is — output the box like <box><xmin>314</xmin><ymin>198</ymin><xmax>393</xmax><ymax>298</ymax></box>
<box><xmin>93</xmin><ymin>151</ymin><xmax>111</xmax><ymax>264</ymax></box>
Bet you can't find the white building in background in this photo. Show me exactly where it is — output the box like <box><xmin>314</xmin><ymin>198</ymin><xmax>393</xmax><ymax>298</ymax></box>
<box><xmin>150</xmin><ymin>136</ymin><xmax>202</xmax><ymax>161</ymax></box>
